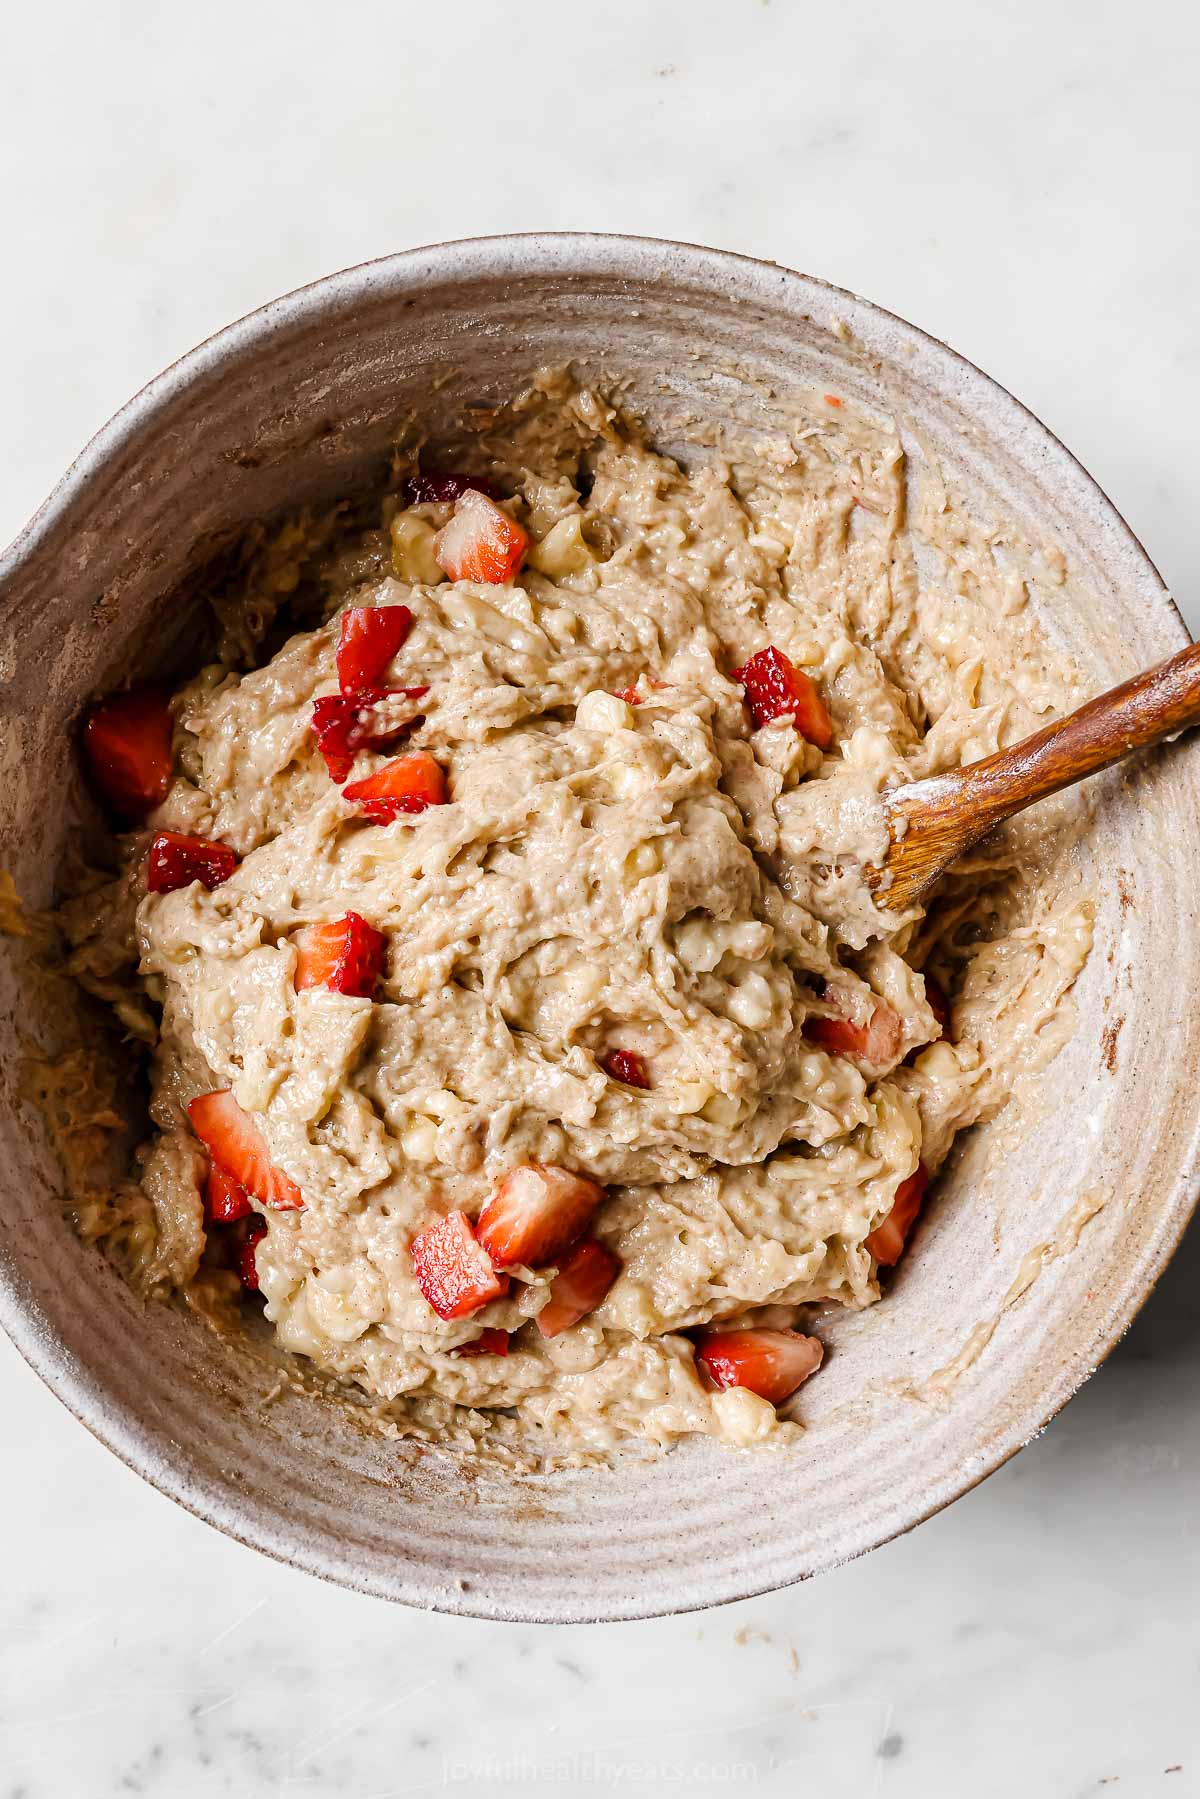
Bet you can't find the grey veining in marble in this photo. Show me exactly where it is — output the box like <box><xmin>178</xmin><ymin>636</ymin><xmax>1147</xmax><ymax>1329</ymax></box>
<box><xmin>2</xmin><ymin>0</ymin><xmax>1198</xmax><ymax>1792</ymax></box>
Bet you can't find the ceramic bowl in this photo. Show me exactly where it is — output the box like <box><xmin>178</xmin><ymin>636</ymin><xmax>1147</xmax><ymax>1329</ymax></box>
<box><xmin>2</xmin><ymin>235</ymin><xmax>1198</xmax><ymax>1621</ymax></box>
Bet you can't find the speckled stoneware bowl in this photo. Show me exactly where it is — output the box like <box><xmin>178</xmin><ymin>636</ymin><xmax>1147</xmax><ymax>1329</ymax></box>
<box><xmin>2</xmin><ymin>235</ymin><xmax>1198</xmax><ymax>1621</ymax></box>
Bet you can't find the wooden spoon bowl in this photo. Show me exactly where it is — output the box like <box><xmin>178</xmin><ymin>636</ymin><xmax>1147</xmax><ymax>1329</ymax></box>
<box><xmin>874</xmin><ymin>641</ymin><xmax>1200</xmax><ymax>911</ymax></box>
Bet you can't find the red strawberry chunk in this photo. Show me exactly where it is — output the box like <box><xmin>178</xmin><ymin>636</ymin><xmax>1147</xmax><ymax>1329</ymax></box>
<box><xmin>312</xmin><ymin>688</ymin><xmax>429</xmax><ymax>782</ymax></box>
<box><xmin>204</xmin><ymin>1163</ymin><xmax>252</xmax><ymax>1224</ymax></box>
<box><xmin>731</xmin><ymin>646</ymin><xmax>833</xmax><ymax>748</ymax></box>
<box><xmin>82</xmin><ymin>685</ymin><xmax>173</xmax><ymax>818</ymax></box>
<box><xmin>434</xmin><ymin>489</ymin><xmax>529</xmax><ymax>584</ymax></box>
<box><xmin>804</xmin><ymin>1000</ymin><xmax>903</xmax><ymax>1069</ymax></box>
<box><xmin>410</xmin><ymin>1211</ymin><xmax>509</xmax><ymax>1321</ymax></box>
<box><xmin>294</xmin><ymin>912</ymin><xmax>386</xmax><ymax>997</ymax></box>
<box><xmin>477</xmin><ymin>1163</ymin><xmax>605</xmax><ymax>1270</ymax></box>
<box><xmin>612</xmin><ymin>676</ymin><xmax>667</xmax><ymax>705</ymax></box>
<box><xmin>601</xmin><ymin>1049</ymin><xmax>651</xmax><ymax>1090</ymax></box>
<box><xmin>864</xmin><ymin>1164</ymin><xmax>929</xmax><ymax>1267</ymax></box>
<box><xmin>407</xmin><ymin>471</ymin><xmax>499</xmax><ymax>505</ymax></box>
<box><xmin>537</xmin><ymin>1236</ymin><xmax>622</xmax><ymax>1338</ymax></box>
<box><xmin>452</xmin><ymin>1327</ymin><xmax>511</xmax><ymax>1358</ymax></box>
<box><xmin>336</xmin><ymin>605</ymin><xmax>413</xmax><ymax>694</ymax></box>
<box><xmin>235</xmin><ymin>1215</ymin><xmax>268</xmax><ymax>1291</ymax></box>
<box><xmin>344</xmin><ymin>752</ymin><xmax>447</xmax><ymax>822</ymax></box>
<box><xmin>188</xmin><ymin>1089</ymin><xmax>304</xmax><ymax>1212</ymax></box>
<box><xmin>147</xmin><ymin>832</ymin><xmax>238</xmax><ymax>894</ymax></box>
<box><xmin>695</xmin><ymin>1326</ymin><xmax>824</xmax><ymax>1404</ymax></box>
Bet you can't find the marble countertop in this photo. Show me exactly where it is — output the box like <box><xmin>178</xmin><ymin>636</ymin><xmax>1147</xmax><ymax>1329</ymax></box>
<box><xmin>3</xmin><ymin>2</ymin><xmax>1199</xmax><ymax>1793</ymax></box>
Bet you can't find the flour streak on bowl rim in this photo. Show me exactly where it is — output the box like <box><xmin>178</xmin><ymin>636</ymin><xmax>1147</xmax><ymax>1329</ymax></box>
<box><xmin>2</xmin><ymin>233</ymin><xmax>1197</xmax><ymax>1621</ymax></box>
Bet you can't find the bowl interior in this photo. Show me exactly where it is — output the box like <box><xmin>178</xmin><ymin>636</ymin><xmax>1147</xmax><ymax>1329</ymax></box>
<box><xmin>2</xmin><ymin>237</ymin><xmax>1198</xmax><ymax>1621</ymax></box>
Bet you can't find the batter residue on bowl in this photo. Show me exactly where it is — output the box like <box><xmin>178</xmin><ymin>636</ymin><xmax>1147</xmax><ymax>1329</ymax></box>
<box><xmin>61</xmin><ymin>371</ymin><xmax>1093</xmax><ymax>1453</ymax></box>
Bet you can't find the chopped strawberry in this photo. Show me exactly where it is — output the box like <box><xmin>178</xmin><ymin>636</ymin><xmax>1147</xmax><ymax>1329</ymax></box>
<box><xmin>601</xmin><ymin>1049</ymin><xmax>651</xmax><ymax>1090</ymax></box>
<box><xmin>312</xmin><ymin>688</ymin><xmax>429</xmax><ymax>782</ymax></box>
<box><xmin>695</xmin><ymin>1326</ymin><xmax>824</xmax><ymax>1404</ymax></box>
<box><xmin>452</xmin><ymin>1327</ymin><xmax>511</xmax><ymax>1358</ymax></box>
<box><xmin>336</xmin><ymin>605</ymin><xmax>413</xmax><ymax>694</ymax></box>
<box><xmin>804</xmin><ymin>1010</ymin><xmax>862</xmax><ymax>1059</ymax></box>
<box><xmin>343</xmin><ymin>752</ymin><xmax>447</xmax><ymax>822</ymax></box>
<box><xmin>537</xmin><ymin>1236</ymin><xmax>622</xmax><ymax>1338</ymax></box>
<box><xmin>731</xmin><ymin>646</ymin><xmax>833</xmax><ymax>748</ymax></box>
<box><xmin>147</xmin><ymin>832</ymin><xmax>238</xmax><ymax>894</ymax></box>
<box><xmin>204</xmin><ymin>1163</ymin><xmax>252</xmax><ymax>1224</ymax></box>
<box><xmin>434</xmin><ymin>489</ymin><xmax>529</xmax><ymax>584</ymax></box>
<box><xmin>235</xmin><ymin>1215</ymin><xmax>268</xmax><ymax>1291</ymax></box>
<box><xmin>804</xmin><ymin>1000</ymin><xmax>903</xmax><ymax>1069</ymax></box>
<box><xmin>407</xmin><ymin>471</ymin><xmax>498</xmax><ymax>505</ymax></box>
<box><xmin>477</xmin><ymin>1163</ymin><xmax>605</xmax><ymax>1270</ymax></box>
<box><xmin>865</xmin><ymin>1164</ymin><xmax>929</xmax><ymax>1267</ymax></box>
<box><xmin>294</xmin><ymin>912</ymin><xmax>386</xmax><ymax>997</ymax></box>
<box><xmin>612</xmin><ymin>678</ymin><xmax>667</xmax><ymax>705</ymax></box>
<box><xmin>82</xmin><ymin>685</ymin><xmax>173</xmax><ymax>818</ymax></box>
<box><xmin>410</xmin><ymin>1211</ymin><xmax>509</xmax><ymax>1320</ymax></box>
<box><xmin>188</xmin><ymin>1089</ymin><xmax>304</xmax><ymax>1212</ymax></box>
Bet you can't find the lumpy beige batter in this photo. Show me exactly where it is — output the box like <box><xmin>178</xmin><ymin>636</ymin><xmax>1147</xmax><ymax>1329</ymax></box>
<box><xmin>62</xmin><ymin>372</ymin><xmax>1094</xmax><ymax>1454</ymax></box>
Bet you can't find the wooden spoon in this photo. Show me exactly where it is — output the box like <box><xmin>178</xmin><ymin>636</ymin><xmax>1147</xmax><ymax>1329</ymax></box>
<box><xmin>873</xmin><ymin>641</ymin><xmax>1200</xmax><ymax>912</ymax></box>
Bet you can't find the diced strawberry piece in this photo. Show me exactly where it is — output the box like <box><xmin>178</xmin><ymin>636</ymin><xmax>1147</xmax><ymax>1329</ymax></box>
<box><xmin>343</xmin><ymin>752</ymin><xmax>447</xmax><ymax>822</ymax></box>
<box><xmin>312</xmin><ymin>688</ymin><xmax>429</xmax><ymax>782</ymax></box>
<box><xmin>612</xmin><ymin>678</ymin><xmax>667</xmax><ymax>705</ymax></box>
<box><xmin>82</xmin><ymin>685</ymin><xmax>173</xmax><ymax>818</ymax></box>
<box><xmin>235</xmin><ymin>1215</ymin><xmax>268</xmax><ymax>1291</ymax></box>
<box><xmin>601</xmin><ymin>1049</ymin><xmax>651</xmax><ymax>1090</ymax></box>
<box><xmin>477</xmin><ymin>1163</ymin><xmax>605</xmax><ymax>1270</ymax></box>
<box><xmin>434</xmin><ymin>489</ymin><xmax>529</xmax><ymax>584</ymax></box>
<box><xmin>695</xmin><ymin>1326</ymin><xmax>824</xmax><ymax>1404</ymax></box>
<box><xmin>452</xmin><ymin>1327</ymin><xmax>511</xmax><ymax>1358</ymax></box>
<box><xmin>864</xmin><ymin>1164</ymin><xmax>929</xmax><ymax>1267</ymax></box>
<box><xmin>407</xmin><ymin>471</ymin><xmax>498</xmax><ymax>505</ymax></box>
<box><xmin>294</xmin><ymin>911</ymin><xmax>387</xmax><ymax>997</ymax></box>
<box><xmin>804</xmin><ymin>1001</ymin><xmax>903</xmax><ymax>1069</ymax></box>
<box><xmin>865</xmin><ymin>1005</ymin><xmax>905</xmax><ymax>1064</ymax></box>
<box><xmin>188</xmin><ymin>1089</ymin><xmax>304</xmax><ymax>1212</ymax></box>
<box><xmin>312</xmin><ymin>697</ymin><xmax>355</xmax><ymax>782</ymax></box>
<box><xmin>336</xmin><ymin>606</ymin><xmax>413</xmax><ymax>694</ymax></box>
<box><xmin>924</xmin><ymin>976</ymin><xmax>950</xmax><ymax>1035</ymax></box>
<box><xmin>204</xmin><ymin>1163</ymin><xmax>252</xmax><ymax>1224</ymax></box>
<box><xmin>147</xmin><ymin>832</ymin><xmax>238</xmax><ymax>895</ymax></box>
<box><xmin>536</xmin><ymin>1236</ymin><xmax>622</xmax><ymax>1338</ymax></box>
<box><xmin>731</xmin><ymin>646</ymin><xmax>833</xmax><ymax>748</ymax></box>
<box><xmin>804</xmin><ymin>1014</ymin><xmax>854</xmax><ymax>1057</ymax></box>
<box><xmin>410</xmin><ymin>1211</ymin><xmax>510</xmax><ymax>1320</ymax></box>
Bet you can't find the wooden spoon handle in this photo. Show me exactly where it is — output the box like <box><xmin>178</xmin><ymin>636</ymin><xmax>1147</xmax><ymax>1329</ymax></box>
<box><xmin>914</xmin><ymin>638</ymin><xmax>1200</xmax><ymax>837</ymax></box>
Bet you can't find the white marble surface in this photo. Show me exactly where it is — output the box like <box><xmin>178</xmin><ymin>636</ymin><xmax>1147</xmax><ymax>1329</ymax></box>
<box><xmin>3</xmin><ymin>1</ymin><xmax>1199</xmax><ymax>1792</ymax></box>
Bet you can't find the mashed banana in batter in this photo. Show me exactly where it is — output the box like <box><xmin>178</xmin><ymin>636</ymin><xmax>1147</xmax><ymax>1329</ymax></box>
<box><xmin>62</xmin><ymin>371</ymin><xmax>1093</xmax><ymax>1454</ymax></box>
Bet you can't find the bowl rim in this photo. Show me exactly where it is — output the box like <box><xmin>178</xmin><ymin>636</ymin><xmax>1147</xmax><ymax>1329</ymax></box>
<box><xmin>1</xmin><ymin>231</ymin><xmax>1195</xmax><ymax>1620</ymax></box>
